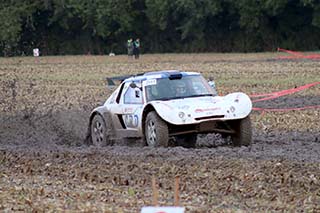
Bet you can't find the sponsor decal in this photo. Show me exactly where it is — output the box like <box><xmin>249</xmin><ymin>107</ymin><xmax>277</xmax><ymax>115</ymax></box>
<box><xmin>211</xmin><ymin>99</ymin><xmax>221</xmax><ymax>103</ymax></box>
<box><xmin>235</xmin><ymin>93</ymin><xmax>242</xmax><ymax>100</ymax></box>
<box><xmin>195</xmin><ymin>107</ymin><xmax>221</xmax><ymax>113</ymax></box>
<box><xmin>178</xmin><ymin>105</ymin><xmax>190</xmax><ymax>110</ymax></box>
<box><xmin>124</xmin><ymin>107</ymin><xmax>134</xmax><ymax>113</ymax></box>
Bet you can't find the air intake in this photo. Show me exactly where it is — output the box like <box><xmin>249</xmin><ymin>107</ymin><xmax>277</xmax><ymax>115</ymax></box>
<box><xmin>195</xmin><ymin>115</ymin><xmax>224</xmax><ymax>121</ymax></box>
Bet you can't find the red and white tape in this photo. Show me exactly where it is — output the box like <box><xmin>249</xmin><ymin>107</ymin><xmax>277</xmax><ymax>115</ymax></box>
<box><xmin>250</xmin><ymin>82</ymin><xmax>320</xmax><ymax>102</ymax></box>
<box><xmin>250</xmin><ymin>82</ymin><xmax>320</xmax><ymax>112</ymax></box>
<box><xmin>277</xmin><ymin>48</ymin><xmax>320</xmax><ymax>60</ymax></box>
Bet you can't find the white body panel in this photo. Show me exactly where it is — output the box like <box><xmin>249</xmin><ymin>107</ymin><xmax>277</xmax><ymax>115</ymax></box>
<box><xmin>150</xmin><ymin>92</ymin><xmax>252</xmax><ymax>125</ymax></box>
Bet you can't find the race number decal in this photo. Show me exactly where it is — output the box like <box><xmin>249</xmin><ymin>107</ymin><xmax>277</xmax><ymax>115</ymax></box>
<box><xmin>124</xmin><ymin>114</ymin><xmax>139</xmax><ymax>128</ymax></box>
<box><xmin>145</xmin><ymin>79</ymin><xmax>157</xmax><ymax>86</ymax></box>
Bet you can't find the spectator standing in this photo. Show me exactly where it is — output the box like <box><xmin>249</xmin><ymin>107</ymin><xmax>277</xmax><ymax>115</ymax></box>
<box><xmin>133</xmin><ymin>38</ymin><xmax>140</xmax><ymax>59</ymax></box>
<box><xmin>127</xmin><ymin>38</ymin><xmax>134</xmax><ymax>58</ymax></box>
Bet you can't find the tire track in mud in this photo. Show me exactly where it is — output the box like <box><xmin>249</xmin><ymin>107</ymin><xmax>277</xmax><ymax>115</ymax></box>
<box><xmin>1</xmin><ymin>107</ymin><xmax>319</xmax><ymax>163</ymax></box>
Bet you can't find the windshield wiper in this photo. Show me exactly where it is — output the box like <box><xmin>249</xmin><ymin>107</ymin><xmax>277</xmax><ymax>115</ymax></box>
<box><xmin>157</xmin><ymin>97</ymin><xmax>172</xmax><ymax>101</ymax></box>
<box><xmin>184</xmin><ymin>94</ymin><xmax>213</xmax><ymax>98</ymax></box>
<box><xmin>154</xmin><ymin>94</ymin><xmax>213</xmax><ymax>101</ymax></box>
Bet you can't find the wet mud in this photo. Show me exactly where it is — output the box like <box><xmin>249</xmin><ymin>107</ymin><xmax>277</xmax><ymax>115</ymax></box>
<box><xmin>1</xmin><ymin>105</ymin><xmax>319</xmax><ymax>163</ymax></box>
<box><xmin>1</xmin><ymin>117</ymin><xmax>319</xmax><ymax>166</ymax></box>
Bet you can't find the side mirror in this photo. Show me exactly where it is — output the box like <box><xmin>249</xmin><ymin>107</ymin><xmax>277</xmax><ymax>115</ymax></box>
<box><xmin>208</xmin><ymin>80</ymin><xmax>215</xmax><ymax>89</ymax></box>
<box><xmin>130</xmin><ymin>82</ymin><xmax>137</xmax><ymax>88</ymax></box>
<box><xmin>208</xmin><ymin>79</ymin><xmax>218</xmax><ymax>96</ymax></box>
<box><xmin>130</xmin><ymin>82</ymin><xmax>143</xmax><ymax>90</ymax></box>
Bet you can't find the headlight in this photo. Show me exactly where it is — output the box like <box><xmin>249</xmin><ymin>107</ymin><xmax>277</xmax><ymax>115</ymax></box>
<box><xmin>178</xmin><ymin>112</ymin><xmax>185</xmax><ymax>118</ymax></box>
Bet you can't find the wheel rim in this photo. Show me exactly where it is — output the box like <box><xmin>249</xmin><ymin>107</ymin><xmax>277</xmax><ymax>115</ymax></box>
<box><xmin>147</xmin><ymin>120</ymin><xmax>157</xmax><ymax>146</ymax></box>
<box><xmin>91</xmin><ymin>117</ymin><xmax>105</xmax><ymax>146</ymax></box>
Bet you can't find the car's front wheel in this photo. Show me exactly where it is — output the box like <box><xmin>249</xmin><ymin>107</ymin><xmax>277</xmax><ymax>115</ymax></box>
<box><xmin>230</xmin><ymin>116</ymin><xmax>252</xmax><ymax>146</ymax></box>
<box><xmin>145</xmin><ymin>111</ymin><xmax>169</xmax><ymax>147</ymax></box>
<box><xmin>90</xmin><ymin>114</ymin><xmax>111</xmax><ymax>147</ymax></box>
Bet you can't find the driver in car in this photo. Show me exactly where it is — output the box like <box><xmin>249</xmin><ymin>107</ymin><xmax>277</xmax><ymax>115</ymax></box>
<box><xmin>175</xmin><ymin>81</ymin><xmax>188</xmax><ymax>96</ymax></box>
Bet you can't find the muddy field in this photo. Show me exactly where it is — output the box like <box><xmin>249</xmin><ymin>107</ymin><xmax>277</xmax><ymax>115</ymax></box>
<box><xmin>0</xmin><ymin>53</ymin><xmax>320</xmax><ymax>212</ymax></box>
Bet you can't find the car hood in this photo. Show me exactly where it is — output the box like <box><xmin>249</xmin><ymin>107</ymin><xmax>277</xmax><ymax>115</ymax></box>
<box><xmin>150</xmin><ymin>92</ymin><xmax>252</xmax><ymax>125</ymax></box>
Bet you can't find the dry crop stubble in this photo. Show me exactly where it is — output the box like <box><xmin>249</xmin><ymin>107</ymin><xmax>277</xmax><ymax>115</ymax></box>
<box><xmin>0</xmin><ymin>53</ymin><xmax>320</xmax><ymax>212</ymax></box>
<box><xmin>0</xmin><ymin>54</ymin><xmax>319</xmax><ymax>147</ymax></box>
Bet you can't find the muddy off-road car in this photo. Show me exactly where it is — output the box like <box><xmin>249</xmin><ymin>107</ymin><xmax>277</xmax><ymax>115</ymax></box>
<box><xmin>87</xmin><ymin>70</ymin><xmax>252</xmax><ymax>147</ymax></box>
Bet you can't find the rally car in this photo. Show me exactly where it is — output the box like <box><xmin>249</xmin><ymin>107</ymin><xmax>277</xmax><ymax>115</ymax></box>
<box><xmin>86</xmin><ymin>70</ymin><xmax>252</xmax><ymax>147</ymax></box>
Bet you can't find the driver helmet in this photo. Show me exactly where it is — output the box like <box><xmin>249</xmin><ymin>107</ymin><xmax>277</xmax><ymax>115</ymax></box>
<box><xmin>175</xmin><ymin>81</ymin><xmax>187</xmax><ymax>95</ymax></box>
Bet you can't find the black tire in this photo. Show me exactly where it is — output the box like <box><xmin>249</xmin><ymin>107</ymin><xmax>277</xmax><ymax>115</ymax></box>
<box><xmin>230</xmin><ymin>116</ymin><xmax>252</xmax><ymax>146</ymax></box>
<box><xmin>175</xmin><ymin>134</ymin><xmax>197</xmax><ymax>148</ymax></box>
<box><xmin>90</xmin><ymin>114</ymin><xmax>111</xmax><ymax>147</ymax></box>
<box><xmin>144</xmin><ymin>111</ymin><xmax>169</xmax><ymax>147</ymax></box>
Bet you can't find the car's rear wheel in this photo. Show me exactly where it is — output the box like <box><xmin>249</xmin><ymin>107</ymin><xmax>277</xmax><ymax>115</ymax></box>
<box><xmin>91</xmin><ymin>114</ymin><xmax>111</xmax><ymax>147</ymax></box>
<box><xmin>145</xmin><ymin>111</ymin><xmax>169</xmax><ymax>147</ymax></box>
<box><xmin>230</xmin><ymin>116</ymin><xmax>252</xmax><ymax>146</ymax></box>
<box><xmin>175</xmin><ymin>134</ymin><xmax>197</xmax><ymax>148</ymax></box>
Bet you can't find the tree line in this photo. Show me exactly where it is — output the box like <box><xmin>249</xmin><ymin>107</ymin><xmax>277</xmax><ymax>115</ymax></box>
<box><xmin>0</xmin><ymin>0</ymin><xmax>319</xmax><ymax>56</ymax></box>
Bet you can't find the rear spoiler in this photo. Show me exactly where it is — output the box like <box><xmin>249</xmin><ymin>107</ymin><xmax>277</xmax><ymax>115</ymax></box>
<box><xmin>106</xmin><ymin>73</ymin><xmax>145</xmax><ymax>88</ymax></box>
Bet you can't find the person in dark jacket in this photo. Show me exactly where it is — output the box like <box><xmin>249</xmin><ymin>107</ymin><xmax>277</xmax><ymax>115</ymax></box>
<box><xmin>133</xmin><ymin>38</ymin><xmax>140</xmax><ymax>59</ymax></box>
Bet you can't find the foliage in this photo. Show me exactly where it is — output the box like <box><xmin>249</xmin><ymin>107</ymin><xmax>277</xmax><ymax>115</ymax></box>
<box><xmin>0</xmin><ymin>0</ymin><xmax>320</xmax><ymax>55</ymax></box>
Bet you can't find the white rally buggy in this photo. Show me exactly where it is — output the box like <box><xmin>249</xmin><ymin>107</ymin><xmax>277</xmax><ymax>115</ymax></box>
<box><xmin>86</xmin><ymin>70</ymin><xmax>252</xmax><ymax>147</ymax></box>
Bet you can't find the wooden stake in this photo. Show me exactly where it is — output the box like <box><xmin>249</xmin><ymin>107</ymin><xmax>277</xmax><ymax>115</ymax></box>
<box><xmin>174</xmin><ymin>176</ymin><xmax>180</xmax><ymax>206</ymax></box>
<box><xmin>152</xmin><ymin>176</ymin><xmax>159</xmax><ymax>206</ymax></box>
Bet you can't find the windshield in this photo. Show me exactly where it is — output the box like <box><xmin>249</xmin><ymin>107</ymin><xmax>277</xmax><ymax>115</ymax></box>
<box><xmin>145</xmin><ymin>75</ymin><xmax>214</xmax><ymax>102</ymax></box>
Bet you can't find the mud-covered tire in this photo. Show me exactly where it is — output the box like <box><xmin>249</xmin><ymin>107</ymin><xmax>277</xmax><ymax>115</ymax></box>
<box><xmin>230</xmin><ymin>116</ymin><xmax>252</xmax><ymax>146</ymax></box>
<box><xmin>175</xmin><ymin>134</ymin><xmax>197</xmax><ymax>148</ymax></box>
<box><xmin>90</xmin><ymin>114</ymin><xmax>111</xmax><ymax>147</ymax></box>
<box><xmin>145</xmin><ymin>111</ymin><xmax>169</xmax><ymax>147</ymax></box>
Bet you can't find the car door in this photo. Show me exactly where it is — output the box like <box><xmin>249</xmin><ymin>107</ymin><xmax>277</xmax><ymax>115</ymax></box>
<box><xmin>109</xmin><ymin>82</ymin><xmax>144</xmax><ymax>137</ymax></box>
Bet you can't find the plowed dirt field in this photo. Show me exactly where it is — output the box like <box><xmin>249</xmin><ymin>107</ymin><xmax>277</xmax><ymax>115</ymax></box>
<box><xmin>1</xmin><ymin>53</ymin><xmax>319</xmax><ymax>212</ymax></box>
